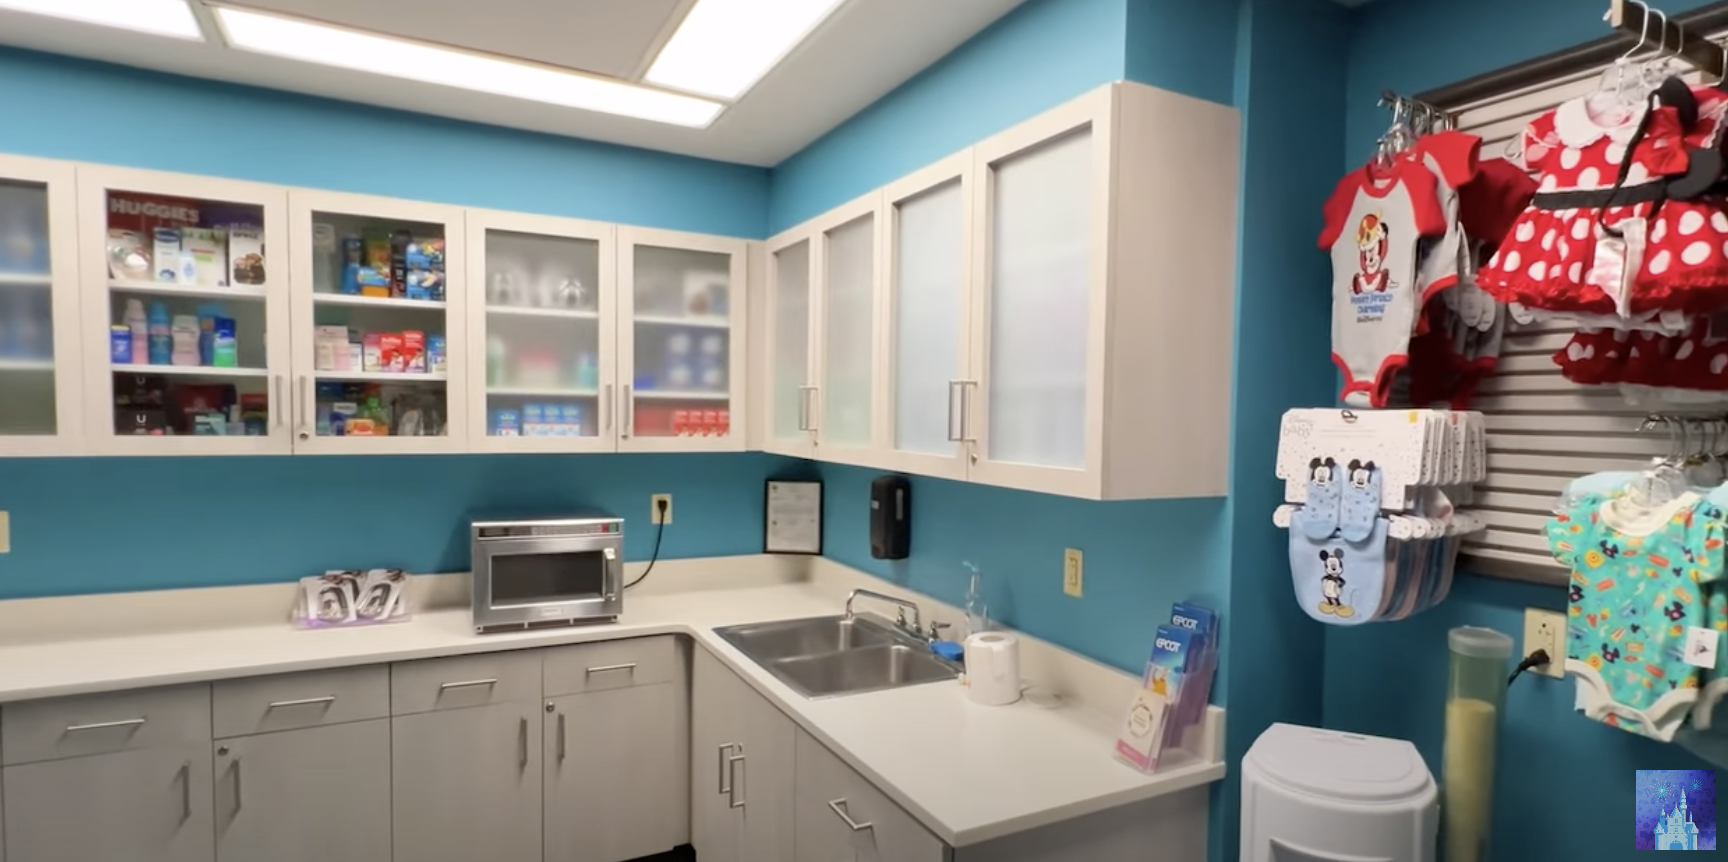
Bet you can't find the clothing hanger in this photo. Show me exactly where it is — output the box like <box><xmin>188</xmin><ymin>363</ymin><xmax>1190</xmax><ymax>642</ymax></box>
<box><xmin>1597</xmin><ymin>0</ymin><xmax>1653</xmax><ymax>102</ymax></box>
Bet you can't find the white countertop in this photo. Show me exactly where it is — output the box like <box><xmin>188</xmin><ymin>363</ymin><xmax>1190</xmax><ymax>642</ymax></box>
<box><xmin>0</xmin><ymin>570</ymin><xmax>1224</xmax><ymax>847</ymax></box>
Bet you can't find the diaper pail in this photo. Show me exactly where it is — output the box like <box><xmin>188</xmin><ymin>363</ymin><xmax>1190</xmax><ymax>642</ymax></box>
<box><xmin>1241</xmin><ymin>723</ymin><xmax>1438</xmax><ymax>862</ymax></box>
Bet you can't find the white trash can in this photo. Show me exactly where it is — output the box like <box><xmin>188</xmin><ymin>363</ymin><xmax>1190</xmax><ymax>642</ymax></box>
<box><xmin>1240</xmin><ymin>723</ymin><xmax>1438</xmax><ymax>862</ymax></box>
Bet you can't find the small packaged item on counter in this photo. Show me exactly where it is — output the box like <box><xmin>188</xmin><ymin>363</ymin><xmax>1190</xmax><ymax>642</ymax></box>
<box><xmin>379</xmin><ymin>333</ymin><xmax>405</xmax><ymax>373</ymax></box>
<box><xmin>491</xmin><ymin>408</ymin><xmax>521</xmax><ymax>436</ymax></box>
<box><xmin>363</xmin><ymin>334</ymin><xmax>383</xmax><ymax>372</ymax></box>
<box><xmin>152</xmin><ymin>227</ymin><xmax>181</xmax><ymax>283</ymax></box>
<box><xmin>429</xmin><ymin>335</ymin><xmax>448</xmax><ymax>374</ymax></box>
<box><xmin>401</xmin><ymin>330</ymin><xmax>426</xmax><ymax>372</ymax></box>
<box><xmin>106</xmin><ymin>229</ymin><xmax>150</xmax><ymax>280</ymax></box>
<box><xmin>294</xmin><ymin>569</ymin><xmax>411</xmax><ymax>629</ymax></box>
<box><xmin>109</xmin><ymin>325</ymin><xmax>132</xmax><ymax>364</ymax></box>
<box><xmin>355</xmin><ymin>569</ymin><xmax>411</xmax><ymax>622</ymax></box>
<box><xmin>229</xmin><ymin>227</ymin><xmax>266</xmax><ymax>285</ymax></box>
<box><xmin>181</xmin><ymin>228</ymin><xmax>227</xmax><ymax>286</ymax></box>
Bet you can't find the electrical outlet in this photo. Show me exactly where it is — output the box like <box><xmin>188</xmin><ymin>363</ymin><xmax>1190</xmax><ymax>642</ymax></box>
<box><xmin>650</xmin><ymin>494</ymin><xmax>672</xmax><ymax>525</ymax></box>
<box><xmin>1523</xmin><ymin>607</ymin><xmax>1567</xmax><ymax>678</ymax></box>
<box><xmin>1063</xmin><ymin>548</ymin><xmax>1083</xmax><ymax>597</ymax></box>
<box><xmin>0</xmin><ymin>511</ymin><xmax>8</xmax><ymax>554</ymax></box>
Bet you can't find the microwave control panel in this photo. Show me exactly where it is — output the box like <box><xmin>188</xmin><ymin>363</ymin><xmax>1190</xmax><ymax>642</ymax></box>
<box><xmin>475</xmin><ymin>520</ymin><xmax>622</xmax><ymax>539</ymax></box>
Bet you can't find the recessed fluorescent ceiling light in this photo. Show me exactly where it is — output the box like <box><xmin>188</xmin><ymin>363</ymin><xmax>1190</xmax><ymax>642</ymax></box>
<box><xmin>0</xmin><ymin>0</ymin><xmax>203</xmax><ymax>40</ymax></box>
<box><xmin>647</xmin><ymin>0</ymin><xmax>846</xmax><ymax>101</ymax></box>
<box><xmin>214</xmin><ymin>7</ymin><xmax>724</xmax><ymax>128</ymax></box>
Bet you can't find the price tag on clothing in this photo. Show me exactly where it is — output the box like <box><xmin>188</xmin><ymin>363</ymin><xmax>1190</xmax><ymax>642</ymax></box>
<box><xmin>1685</xmin><ymin>626</ymin><xmax>1720</xmax><ymax>670</ymax></box>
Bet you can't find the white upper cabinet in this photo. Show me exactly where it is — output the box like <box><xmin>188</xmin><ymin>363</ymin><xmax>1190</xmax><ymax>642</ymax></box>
<box><xmin>465</xmin><ymin>211</ymin><xmax>617</xmax><ymax>453</ymax></box>
<box><xmin>616</xmin><ymin>227</ymin><xmax>748</xmax><ymax>453</ymax></box>
<box><xmin>0</xmin><ymin>155</ymin><xmax>82</xmax><ymax>456</ymax></box>
<box><xmin>78</xmin><ymin>166</ymin><xmax>293</xmax><ymax>456</ymax></box>
<box><xmin>763</xmin><ymin>82</ymin><xmax>1238</xmax><ymax>499</ymax></box>
<box><xmin>875</xmin><ymin>152</ymin><xmax>974</xmax><ymax>482</ymax></box>
<box><xmin>812</xmin><ymin>193</ymin><xmax>881</xmax><ymax>465</ymax></box>
<box><xmin>763</xmin><ymin>228</ymin><xmax>816</xmax><ymax>459</ymax></box>
<box><xmin>287</xmin><ymin>190</ymin><xmax>469</xmax><ymax>455</ymax></box>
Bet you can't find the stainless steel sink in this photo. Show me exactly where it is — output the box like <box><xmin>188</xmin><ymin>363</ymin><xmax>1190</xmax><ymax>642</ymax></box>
<box><xmin>714</xmin><ymin>613</ymin><xmax>961</xmax><ymax>699</ymax></box>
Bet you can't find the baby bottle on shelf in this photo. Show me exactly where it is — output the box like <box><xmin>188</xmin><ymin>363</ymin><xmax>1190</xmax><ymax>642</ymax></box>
<box><xmin>1442</xmin><ymin>626</ymin><xmax>1512</xmax><ymax>862</ymax></box>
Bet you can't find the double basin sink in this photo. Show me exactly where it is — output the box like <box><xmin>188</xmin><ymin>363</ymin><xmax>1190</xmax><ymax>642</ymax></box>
<box><xmin>714</xmin><ymin>614</ymin><xmax>961</xmax><ymax>699</ymax></box>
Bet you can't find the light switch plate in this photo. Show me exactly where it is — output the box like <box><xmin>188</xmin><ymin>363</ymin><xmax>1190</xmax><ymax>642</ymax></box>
<box><xmin>1522</xmin><ymin>607</ymin><xmax>1566</xmax><ymax>678</ymax></box>
<box><xmin>1063</xmin><ymin>548</ymin><xmax>1083</xmax><ymax>597</ymax></box>
<box><xmin>0</xmin><ymin>510</ymin><xmax>9</xmax><ymax>554</ymax></box>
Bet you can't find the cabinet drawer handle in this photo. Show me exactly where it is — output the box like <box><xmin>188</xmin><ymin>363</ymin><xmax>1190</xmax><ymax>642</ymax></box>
<box><xmin>727</xmin><ymin>754</ymin><xmax>746</xmax><ymax>809</ymax></box>
<box><xmin>64</xmin><ymin>717</ymin><xmax>146</xmax><ymax>733</ymax></box>
<box><xmin>439</xmin><ymin>678</ymin><xmax>499</xmax><ymax>691</ymax></box>
<box><xmin>717</xmin><ymin>743</ymin><xmax>736</xmax><ymax>795</ymax></box>
<box><xmin>518</xmin><ymin>716</ymin><xmax>529</xmax><ymax>769</ymax></box>
<box><xmin>584</xmin><ymin>663</ymin><xmax>637</xmax><ymax>675</ymax></box>
<box><xmin>179</xmin><ymin>761</ymin><xmax>192</xmax><ymax>823</ymax></box>
<box><xmin>557</xmin><ymin>711</ymin><xmax>567</xmax><ymax>762</ymax></box>
<box><xmin>266</xmin><ymin>695</ymin><xmax>336</xmax><ymax>709</ymax></box>
<box><xmin>827</xmin><ymin>799</ymin><xmax>872</xmax><ymax>832</ymax></box>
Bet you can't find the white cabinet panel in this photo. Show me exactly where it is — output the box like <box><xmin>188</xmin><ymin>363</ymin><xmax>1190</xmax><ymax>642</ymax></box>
<box><xmin>818</xmin><ymin>209</ymin><xmax>877</xmax><ymax>454</ymax></box>
<box><xmin>4</xmin><ymin>746</ymin><xmax>214</xmax><ymax>862</ymax></box>
<box><xmin>465</xmin><ymin>210</ymin><xmax>617</xmax><ymax>453</ymax></box>
<box><xmin>793</xmin><ymin>730</ymin><xmax>945</xmax><ymax>862</ymax></box>
<box><xmin>391</xmin><ymin>702</ymin><xmax>542</xmax><ymax>862</ymax></box>
<box><xmin>214</xmin><ymin>720</ymin><xmax>390</xmax><ymax>862</ymax></box>
<box><xmin>764</xmin><ymin>232</ymin><xmax>815</xmax><ymax>458</ymax></box>
<box><xmin>0</xmin><ymin>156</ymin><xmax>82</xmax><ymax>456</ymax></box>
<box><xmin>691</xmin><ymin>648</ymin><xmax>795</xmax><ymax>862</ymax></box>
<box><xmin>544</xmin><ymin>685</ymin><xmax>679</xmax><ymax>862</ymax></box>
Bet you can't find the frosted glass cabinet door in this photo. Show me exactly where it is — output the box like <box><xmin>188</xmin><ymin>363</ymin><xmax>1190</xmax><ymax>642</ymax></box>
<box><xmin>0</xmin><ymin>157</ymin><xmax>81</xmax><ymax>456</ymax></box>
<box><xmin>77</xmin><ymin>167</ymin><xmax>294</xmax><ymax>457</ymax></box>
<box><xmin>818</xmin><ymin>206</ymin><xmax>877</xmax><ymax>455</ymax></box>
<box><xmin>288</xmin><ymin>190</ymin><xmax>469</xmax><ymax>455</ymax></box>
<box><xmin>881</xmin><ymin>155</ymin><xmax>971</xmax><ymax>480</ymax></box>
<box><xmin>972</xmin><ymin>125</ymin><xmax>1099</xmax><ymax>481</ymax></box>
<box><xmin>466</xmin><ymin>212</ymin><xmax>615</xmax><ymax>453</ymax></box>
<box><xmin>617</xmin><ymin>228</ymin><xmax>748</xmax><ymax>452</ymax></box>
<box><xmin>765</xmin><ymin>233</ymin><xmax>814</xmax><ymax>458</ymax></box>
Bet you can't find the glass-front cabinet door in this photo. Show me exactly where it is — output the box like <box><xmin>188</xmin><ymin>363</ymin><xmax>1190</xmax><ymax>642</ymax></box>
<box><xmin>465</xmin><ymin>211</ymin><xmax>615</xmax><ymax>453</ymax></box>
<box><xmin>764</xmin><ymin>227</ymin><xmax>815</xmax><ymax>459</ymax></box>
<box><xmin>288</xmin><ymin>191</ymin><xmax>468</xmax><ymax>454</ymax></box>
<box><xmin>77</xmin><ymin>167</ymin><xmax>292</xmax><ymax>455</ymax></box>
<box><xmin>968</xmin><ymin>106</ymin><xmax>1106</xmax><ymax>497</ymax></box>
<box><xmin>878</xmin><ymin>153</ymin><xmax>973</xmax><ymax>481</ymax></box>
<box><xmin>813</xmin><ymin>194</ymin><xmax>880</xmax><ymax>466</ymax></box>
<box><xmin>616</xmin><ymin>228</ymin><xmax>747</xmax><ymax>453</ymax></box>
<box><xmin>0</xmin><ymin>156</ymin><xmax>81</xmax><ymax>456</ymax></box>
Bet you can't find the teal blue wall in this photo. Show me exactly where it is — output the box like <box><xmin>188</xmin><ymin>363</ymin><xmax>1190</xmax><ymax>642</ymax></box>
<box><xmin>0</xmin><ymin>46</ymin><xmax>789</xmax><ymax>594</ymax></box>
<box><xmin>1327</xmin><ymin>2</ymin><xmax>1722</xmax><ymax>861</ymax></box>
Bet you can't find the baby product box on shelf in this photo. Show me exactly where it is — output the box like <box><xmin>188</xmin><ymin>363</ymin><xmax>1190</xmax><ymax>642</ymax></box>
<box><xmin>1114</xmin><ymin>602</ymin><xmax>1219</xmax><ymax>774</ymax></box>
<box><xmin>293</xmin><ymin>569</ymin><xmax>412</xmax><ymax>629</ymax></box>
<box><xmin>1276</xmin><ymin>409</ymin><xmax>1487</xmax><ymax>512</ymax></box>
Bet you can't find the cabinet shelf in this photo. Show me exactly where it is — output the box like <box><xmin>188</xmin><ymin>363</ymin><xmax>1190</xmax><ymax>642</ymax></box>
<box><xmin>110</xmin><ymin>279</ymin><xmax>268</xmax><ymax>300</ymax></box>
<box><xmin>317</xmin><ymin>370</ymin><xmax>448</xmax><ymax>383</ymax></box>
<box><xmin>635</xmin><ymin>314</ymin><xmax>730</xmax><ymax>329</ymax></box>
<box><xmin>634</xmin><ymin>389</ymin><xmax>729</xmax><ymax>402</ymax></box>
<box><xmin>488</xmin><ymin>386</ymin><xmax>600</xmax><ymax>398</ymax></box>
<box><xmin>0</xmin><ymin>271</ymin><xmax>50</xmax><ymax>287</ymax></box>
<box><xmin>0</xmin><ymin>358</ymin><xmax>54</xmax><ymax>372</ymax></box>
<box><xmin>486</xmin><ymin>305</ymin><xmax>600</xmax><ymax>321</ymax></box>
<box><xmin>314</xmin><ymin>293</ymin><xmax>446</xmax><ymax>311</ymax></box>
<box><xmin>111</xmin><ymin>363</ymin><xmax>268</xmax><ymax>378</ymax></box>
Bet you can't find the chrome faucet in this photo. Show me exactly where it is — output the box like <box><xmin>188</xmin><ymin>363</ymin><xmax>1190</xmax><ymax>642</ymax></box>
<box><xmin>844</xmin><ymin>589</ymin><xmax>923</xmax><ymax>639</ymax></box>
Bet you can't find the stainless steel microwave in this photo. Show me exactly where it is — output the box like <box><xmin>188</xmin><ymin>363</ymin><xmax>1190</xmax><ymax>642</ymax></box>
<box><xmin>470</xmin><ymin>514</ymin><xmax>624</xmax><ymax>634</ymax></box>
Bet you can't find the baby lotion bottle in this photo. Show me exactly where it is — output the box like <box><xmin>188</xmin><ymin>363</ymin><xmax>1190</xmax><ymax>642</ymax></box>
<box><xmin>1441</xmin><ymin>626</ymin><xmax>1512</xmax><ymax>862</ymax></box>
<box><xmin>124</xmin><ymin>298</ymin><xmax>148</xmax><ymax>365</ymax></box>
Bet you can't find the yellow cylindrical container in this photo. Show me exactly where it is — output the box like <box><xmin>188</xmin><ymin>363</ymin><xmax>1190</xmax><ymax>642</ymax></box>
<box><xmin>1442</xmin><ymin>626</ymin><xmax>1513</xmax><ymax>862</ymax></box>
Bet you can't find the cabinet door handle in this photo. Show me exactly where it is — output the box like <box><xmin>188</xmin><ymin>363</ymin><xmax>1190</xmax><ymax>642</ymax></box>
<box><xmin>947</xmin><ymin>380</ymin><xmax>965</xmax><ymax>441</ymax></box>
<box><xmin>64</xmin><ymin>717</ymin><xmax>146</xmax><ymax>733</ymax></box>
<box><xmin>266</xmin><ymin>695</ymin><xmax>335</xmax><ymax>709</ymax></box>
<box><xmin>602</xmin><ymin>384</ymin><xmax>613</xmax><ymax>432</ymax></box>
<box><xmin>796</xmin><ymin>385</ymin><xmax>810</xmax><ymax>431</ymax></box>
<box><xmin>960</xmin><ymin>380</ymin><xmax>978</xmax><ymax>442</ymax></box>
<box><xmin>273</xmin><ymin>375</ymin><xmax>284</xmax><ymax>429</ymax></box>
<box><xmin>557</xmin><ymin>711</ymin><xmax>567</xmax><ymax>762</ymax></box>
<box><xmin>727</xmin><ymin>754</ymin><xmax>746</xmax><ymax>809</ymax></box>
<box><xmin>518</xmin><ymin>716</ymin><xmax>528</xmax><ymax>769</ymax></box>
<box><xmin>621</xmin><ymin>384</ymin><xmax>634</xmax><ymax>437</ymax></box>
<box><xmin>298</xmin><ymin>374</ymin><xmax>311</xmax><ymax>439</ymax></box>
<box><xmin>827</xmin><ymin>799</ymin><xmax>873</xmax><ymax>832</ymax></box>
<box><xmin>584</xmin><ymin>662</ymin><xmax>636</xmax><ymax>675</ymax></box>
<box><xmin>179</xmin><ymin>761</ymin><xmax>192</xmax><ymax>823</ymax></box>
<box><xmin>438</xmin><ymin>678</ymin><xmax>499</xmax><ymax>691</ymax></box>
<box><xmin>716</xmin><ymin>743</ymin><xmax>736</xmax><ymax>795</ymax></box>
<box><xmin>232</xmin><ymin>757</ymin><xmax>243</xmax><ymax>813</ymax></box>
<box><xmin>804</xmin><ymin>386</ymin><xmax>820</xmax><ymax>434</ymax></box>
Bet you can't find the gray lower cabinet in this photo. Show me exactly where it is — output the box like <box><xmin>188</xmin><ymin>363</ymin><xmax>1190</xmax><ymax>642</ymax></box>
<box><xmin>544</xmin><ymin>685</ymin><xmax>678</xmax><ymax>862</ymax></box>
<box><xmin>391</xmin><ymin>701</ymin><xmax>543</xmax><ymax>862</ymax></box>
<box><xmin>793</xmin><ymin>730</ymin><xmax>945</xmax><ymax>862</ymax></box>
<box><xmin>691</xmin><ymin>648</ymin><xmax>795</xmax><ymax>862</ymax></box>
<box><xmin>214</xmin><ymin>720</ymin><xmax>392</xmax><ymax>862</ymax></box>
<box><xmin>3</xmin><ymin>746</ymin><xmax>214</xmax><ymax>862</ymax></box>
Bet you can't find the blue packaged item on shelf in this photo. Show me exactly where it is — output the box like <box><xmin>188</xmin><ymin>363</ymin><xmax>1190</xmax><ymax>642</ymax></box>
<box><xmin>109</xmin><ymin>325</ymin><xmax>132</xmax><ymax>364</ymax></box>
<box><xmin>491</xmin><ymin>408</ymin><xmax>521</xmax><ymax>437</ymax></box>
<box><xmin>1168</xmin><ymin>602</ymin><xmax>1218</xmax><ymax>735</ymax></box>
<box><xmin>559</xmin><ymin>404</ymin><xmax>583</xmax><ymax>437</ymax></box>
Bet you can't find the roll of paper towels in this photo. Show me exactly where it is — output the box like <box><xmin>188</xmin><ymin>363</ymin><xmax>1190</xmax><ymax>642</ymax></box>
<box><xmin>964</xmin><ymin>632</ymin><xmax>1021</xmax><ymax>706</ymax></box>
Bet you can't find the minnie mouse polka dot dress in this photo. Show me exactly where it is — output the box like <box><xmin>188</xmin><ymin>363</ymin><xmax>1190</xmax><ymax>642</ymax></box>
<box><xmin>1477</xmin><ymin>90</ymin><xmax>1728</xmax><ymax>318</ymax></box>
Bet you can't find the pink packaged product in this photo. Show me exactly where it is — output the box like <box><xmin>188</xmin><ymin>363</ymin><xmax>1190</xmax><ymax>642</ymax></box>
<box><xmin>293</xmin><ymin>569</ymin><xmax>412</xmax><ymax>629</ymax></box>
